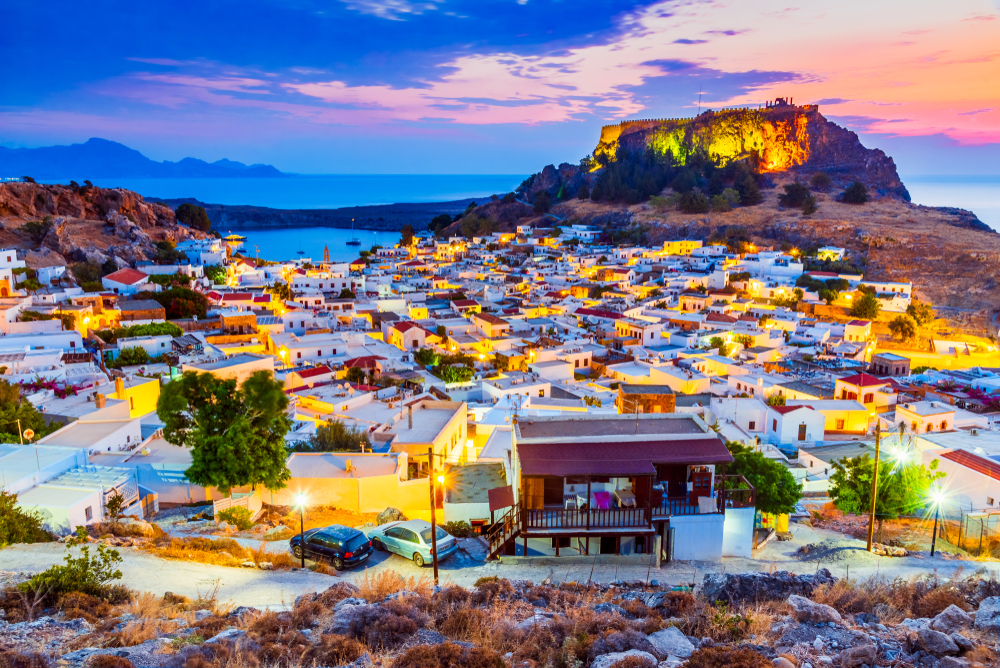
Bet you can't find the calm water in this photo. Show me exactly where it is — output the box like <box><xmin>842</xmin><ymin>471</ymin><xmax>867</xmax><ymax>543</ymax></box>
<box><xmin>233</xmin><ymin>227</ymin><xmax>395</xmax><ymax>264</ymax></box>
<box><xmin>54</xmin><ymin>174</ymin><xmax>524</xmax><ymax>210</ymax></box>
<box><xmin>903</xmin><ymin>175</ymin><xmax>1000</xmax><ymax>231</ymax></box>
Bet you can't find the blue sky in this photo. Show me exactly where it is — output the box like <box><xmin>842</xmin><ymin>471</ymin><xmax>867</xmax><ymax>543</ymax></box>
<box><xmin>3</xmin><ymin>0</ymin><xmax>999</xmax><ymax>174</ymax></box>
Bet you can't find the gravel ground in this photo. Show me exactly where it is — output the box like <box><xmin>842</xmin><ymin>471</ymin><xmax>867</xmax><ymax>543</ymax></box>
<box><xmin>1</xmin><ymin>521</ymin><xmax>993</xmax><ymax>609</ymax></box>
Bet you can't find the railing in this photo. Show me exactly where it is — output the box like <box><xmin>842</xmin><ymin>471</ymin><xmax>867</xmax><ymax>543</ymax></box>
<box><xmin>523</xmin><ymin>506</ymin><xmax>649</xmax><ymax>531</ymax></box>
<box><xmin>653</xmin><ymin>497</ymin><xmax>706</xmax><ymax>517</ymax></box>
<box><xmin>214</xmin><ymin>489</ymin><xmax>263</xmax><ymax>522</ymax></box>
<box><xmin>487</xmin><ymin>502</ymin><xmax>521</xmax><ymax>556</ymax></box>
<box><xmin>717</xmin><ymin>475</ymin><xmax>757</xmax><ymax>509</ymax></box>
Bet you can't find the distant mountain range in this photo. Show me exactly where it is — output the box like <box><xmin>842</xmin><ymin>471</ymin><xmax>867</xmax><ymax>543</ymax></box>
<box><xmin>0</xmin><ymin>138</ymin><xmax>285</xmax><ymax>179</ymax></box>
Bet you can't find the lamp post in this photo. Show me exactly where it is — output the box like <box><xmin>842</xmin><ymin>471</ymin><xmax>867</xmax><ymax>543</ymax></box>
<box><xmin>296</xmin><ymin>494</ymin><xmax>307</xmax><ymax>568</ymax></box>
<box><xmin>866</xmin><ymin>422</ymin><xmax>882</xmax><ymax>551</ymax></box>
<box><xmin>929</xmin><ymin>487</ymin><xmax>947</xmax><ymax>557</ymax></box>
<box><xmin>427</xmin><ymin>448</ymin><xmax>449</xmax><ymax>585</ymax></box>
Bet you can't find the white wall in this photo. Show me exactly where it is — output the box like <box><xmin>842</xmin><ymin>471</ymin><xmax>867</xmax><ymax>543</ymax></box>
<box><xmin>670</xmin><ymin>513</ymin><xmax>725</xmax><ymax>560</ymax></box>
<box><xmin>722</xmin><ymin>507</ymin><xmax>755</xmax><ymax>557</ymax></box>
<box><xmin>443</xmin><ymin>501</ymin><xmax>491</xmax><ymax>524</ymax></box>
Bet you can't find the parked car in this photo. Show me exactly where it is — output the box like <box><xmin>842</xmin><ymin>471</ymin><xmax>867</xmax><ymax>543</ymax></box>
<box><xmin>288</xmin><ymin>524</ymin><xmax>372</xmax><ymax>570</ymax></box>
<box><xmin>365</xmin><ymin>519</ymin><xmax>458</xmax><ymax>567</ymax></box>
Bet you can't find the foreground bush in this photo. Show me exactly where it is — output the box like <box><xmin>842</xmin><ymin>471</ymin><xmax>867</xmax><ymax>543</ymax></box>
<box><xmin>20</xmin><ymin>528</ymin><xmax>122</xmax><ymax>601</ymax></box>
<box><xmin>685</xmin><ymin>646</ymin><xmax>770</xmax><ymax>668</ymax></box>
<box><xmin>394</xmin><ymin>642</ymin><xmax>504</xmax><ymax>668</ymax></box>
<box><xmin>0</xmin><ymin>651</ymin><xmax>51</xmax><ymax>668</ymax></box>
<box><xmin>0</xmin><ymin>490</ymin><xmax>52</xmax><ymax>546</ymax></box>
<box><xmin>217</xmin><ymin>507</ymin><xmax>254</xmax><ymax>531</ymax></box>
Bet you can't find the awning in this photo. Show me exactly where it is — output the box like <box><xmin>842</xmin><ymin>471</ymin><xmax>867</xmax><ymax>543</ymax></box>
<box><xmin>517</xmin><ymin>437</ymin><xmax>733</xmax><ymax>477</ymax></box>
<box><xmin>488</xmin><ymin>485</ymin><xmax>515</xmax><ymax>513</ymax></box>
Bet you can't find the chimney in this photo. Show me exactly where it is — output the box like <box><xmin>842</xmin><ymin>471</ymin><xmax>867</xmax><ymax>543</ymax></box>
<box><xmin>95</xmin><ymin>393</ymin><xmax>107</xmax><ymax>409</ymax></box>
<box><xmin>408</xmin><ymin>405</ymin><xmax>413</xmax><ymax>430</ymax></box>
<box><xmin>115</xmin><ymin>377</ymin><xmax>126</xmax><ymax>399</ymax></box>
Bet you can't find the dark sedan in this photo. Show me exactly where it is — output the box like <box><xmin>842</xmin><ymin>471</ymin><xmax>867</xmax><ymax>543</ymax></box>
<box><xmin>288</xmin><ymin>524</ymin><xmax>372</xmax><ymax>570</ymax></box>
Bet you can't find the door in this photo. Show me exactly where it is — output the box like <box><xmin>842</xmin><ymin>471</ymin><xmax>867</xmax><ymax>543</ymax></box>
<box><xmin>305</xmin><ymin>532</ymin><xmax>328</xmax><ymax>560</ymax></box>
<box><xmin>382</xmin><ymin>526</ymin><xmax>404</xmax><ymax>554</ymax></box>
<box><xmin>543</xmin><ymin>477</ymin><xmax>564</xmax><ymax>506</ymax></box>
<box><xmin>398</xmin><ymin>528</ymin><xmax>421</xmax><ymax>560</ymax></box>
<box><xmin>798</xmin><ymin>424</ymin><xmax>807</xmax><ymax>441</ymax></box>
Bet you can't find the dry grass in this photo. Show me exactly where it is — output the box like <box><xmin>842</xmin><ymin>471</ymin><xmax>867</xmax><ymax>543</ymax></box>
<box><xmin>109</xmin><ymin>618</ymin><xmax>163</xmax><ymax>647</ymax></box>
<box><xmin>273</xmin><ymin>504</ymin><xmax>377</xmax><ymax>533</ymax></box>
<box><xmin>684</xmin><ymin>646</ymin><xmax>771</xmax><ymax>668</ymax></box>
<box><xmin>0</xmin><ymin>651</ymin><xmax>51</xmax><ymax>668</ymax></box>
<box><xmin>811</xmin><ymin>572</ymin><xmax>978</xmax><ymax>620</ymax></box>
<box><xmin>141</xmin><ymin>536</ymin><xmax>300</xmax><ymax>572</ymax></box>
<box><xmin>356</xmin><ymin>570</ymin><xmax>433</xmax><ymax>602</ymax></box>
<box><xmin>393</xmin><ymin>642</ymin><xmax>504</xmax><ymax>668</ymax></box>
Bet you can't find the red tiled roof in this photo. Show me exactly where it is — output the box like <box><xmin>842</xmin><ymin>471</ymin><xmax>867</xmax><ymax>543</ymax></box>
<box><xmin>738</xmin><ymin>316</ymin><xmax>758</xmax><ymax>322</ymax></box>
<box><xmin>344</xmin><ymin>355</ymin><xmax>385</xmax><ymax>368</ymax></box>
<box><xmin>400</xmin><ymin>260</ymin><xmax>425</xmax><ymax>267</ymax></box>
<box><xmin>705</xmin><ymin>313</ymin><xmax>737</xmax><ymax>323</ymax></box>
<box><xmin>452</xmin><ymin>299</ymin><xmax>478</xmax><ymax>307</ymax></box>
<box><xmin>575</xmin><ymin>308</ymin><xmax>624</xmax><ymax>320</ymax></box>
<box><xmin>253</xmin><ymin>295</ymin><xmax>272</xmax><ymax>303</ymax></box>
<box><xmin>939</xmin><ymin>449</ymin><xmax>1000</xmax><ymax>482</ymax></box>
<box><xmin>808</xmin><ymin>271</ymin><xmax>838</xmax><ymax>277</ymax></box>
<box><xmin>206</xmin><ymin>291</ymin><xmax>223</xmax><ymax>301</ymax></box>
<box><xmin>103</xmin><ymin>268</ymin><xmax>149</xmax><ymax>285</ymax></box>
<box><xmin>847</xmin><ymin>320</ymin><xmax>871</xmax><ymax>326</ymax></box>
<box><xmin>296</xmin><ymin>365</ymin><xmax>333</xmax><ymax>379</ymax></box>
<box><xmin>518</xmin><ymin>437</ymin><xmax>733</xmax><ymax>477</ymax></box>
<box><xmin>222</xmin><ymin>293</ymin><xmax>253</xmax><ymax>301</ymax></box>
<box><xmin>393</xmin><ymin>321</ymin><xmax>420</xmax><ymax>333</ymax></box>
<box><xmin>771</xmin><ymin>405</ymin><xmax>813</xmax><ymax>415</ymax></box>
<box><xmin>838</xmin><ymin>373</ymin><xmax>889</xmax><ymax>388</ymax></box>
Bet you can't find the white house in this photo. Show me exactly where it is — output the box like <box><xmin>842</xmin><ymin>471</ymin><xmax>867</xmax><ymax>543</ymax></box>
<box><xmin>101</xmin><ymin>268</ymin><xmax>151</xmax><ymax>296</ymax></box>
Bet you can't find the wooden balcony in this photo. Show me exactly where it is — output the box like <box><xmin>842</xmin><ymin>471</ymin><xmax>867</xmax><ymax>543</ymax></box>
<box><xmin>524</xmin><ymin>506</ymin><xmax>649</xmax><ymax>532</ymax></box>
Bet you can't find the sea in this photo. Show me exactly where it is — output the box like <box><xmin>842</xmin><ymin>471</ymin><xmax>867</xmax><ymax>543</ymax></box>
<box><xmin>47</xmin><ymin>173</ymin><xmax>1000</xmax><ymax>263</ymax></box>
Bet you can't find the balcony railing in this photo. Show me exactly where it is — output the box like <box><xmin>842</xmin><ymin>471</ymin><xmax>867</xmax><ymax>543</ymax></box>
<box><xmin>524</xmin><ymin>506</ymin><xmax>649</xmax><ymax>531</ymax></box>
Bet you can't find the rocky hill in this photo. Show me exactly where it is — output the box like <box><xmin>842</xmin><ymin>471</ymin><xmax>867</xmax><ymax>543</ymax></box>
<box><xmin>0</xmin><ymin>182</ymin><xmax>209</xmax><ymax>267</ymax></box>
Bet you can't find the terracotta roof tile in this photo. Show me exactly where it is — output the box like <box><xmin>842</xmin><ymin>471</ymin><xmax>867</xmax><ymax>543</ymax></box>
<box><xmin>103</xmin><ymin>268</ymin><xmax>149</xmax><ymax>285</ymax></box>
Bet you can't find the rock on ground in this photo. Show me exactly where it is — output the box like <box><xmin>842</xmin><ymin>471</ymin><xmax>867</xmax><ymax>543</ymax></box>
<box><xmin>701</xmin><ymin>569</ymin><xmax>836</xmax><ymax>604</ymax></box>
<box><xmin>787</xmin><ymin>595</ymin><xmax>843</xmax><ymax>624</ymax></box>
<box><xmin>974</xmin><ymin>596</ymin><xmax>999</xmax><ymax>631</ymax></box>
<box><xmin>929</xmin><ymin>605</ymin><xmax>973</xmax><ymax>634</ymax></box>
<box><xmin>838</xmin><ymin>643</ymin><xmax>876</xmax><ymax>668</ymax></box>
<box><xmin>646</xmin><ymin>627</ymin><xmax>695</xmax><ymax>659</ymax></box>
<box><xmin>590</xmin><ymin>650</ymin><xmax>658</xmax><ymax>668</ymax></box>
<box><xmin>915</xmin><ymin>628</ymin><xmax>959</xmax><ymax>657</ymax></box>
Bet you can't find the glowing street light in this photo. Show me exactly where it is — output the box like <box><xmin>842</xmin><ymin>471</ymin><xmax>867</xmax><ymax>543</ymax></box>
<box><xmin>295</xmin><ymin>494</ymin><xmax>308</xmax><ymax>568</ymax></box>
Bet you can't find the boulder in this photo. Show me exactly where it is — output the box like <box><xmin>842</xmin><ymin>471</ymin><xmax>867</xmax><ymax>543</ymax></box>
<box><xmin>787</xmin><ymin>595</ymin><xmax>842</xmax><ymax>624</ymax></box>
<box><xmin>377</xmin><ymin>507</ymin><xmax>406</xmax><ymax>525</ymax></box>
<box><xmin>701</xmin><ymin>569</ymin><xmax>836</xmax><ymax>605</ymax></box>
<box><xmin>206</xmin><ymin>629</ymin><xmax>245</xmax><ymax>644</ymax></box>
<box><xmin>591</xmin><ymin>650</ymin><xmax>657</xmax><ymax>668</ymax></box>
<box><xmin>646</xmin><ymin>627</ymin><xmax>695</xmax><ymax>659</ymax></box>
<box><xmin>974</xmin><ymin>596</ymin><xmax>1000</xmax><ymax>632</ymax></box>
<box><xmin>772</xmin><ymin>658</ymin><xmax>795</xmax><ymax>668</ymax></box>
<box><xmin>937</xmin><ymin>658</ymin><xmax>971</xmax><ymax>668</ymax></box>
<box><xmin>592</xmin><ymin>603</ymin><xmax>631</xmax><ymax>618</ymax></box>
<box><xmin>901</xmin><ymin>618</ymin><xmax>931</xmax><ymax>631</ymax></box>
<box><xmin>265</xmin><ymin>525</ymin><xmax>292</xmax><ymax>539</ymax></box>
<box><xmin>915</xmin><ymin>628</ymin><xmax>959</xmax><ymax>657</ymax></box>
<box><xmin>949</xmin><ymin>633</ymin><xmax>974</xmax><ymax>654</ymax></box>
<box><xmin>227</xmin><ymin>606</ymin><xmax>260</xmax><ymax>621</ymax></box>
<box><xmin>194</xmin><ymin>610</ymin><xmax>213</xmax><ymax>622</ymax></box>
<box><xmin>516</xmin><ymin>612</ymin><xmax>555</xmax><ymax>630</ymax></box>
<box><xmin>384</xmin><ymin>590</ymin><xmax>419</xmax><ymax>602</ymax></box>
<box><xmin>334</xmin><ymin>597</ymin><xmax>368</xmax><ymax>611</ymax></box>
<box><xmin>839</xmin><ymin>643</ymin><xmax>877</xmax><ymax>668</ymax></box>
<box><xmin>327</xmin><ymin>601</ymin><xmax>376</xmax><ymax>635</ymax></box>
<box><xmin>930</xmin><ymin>605</ymin><xmax>973</xmax><ymax>634</ymax></box>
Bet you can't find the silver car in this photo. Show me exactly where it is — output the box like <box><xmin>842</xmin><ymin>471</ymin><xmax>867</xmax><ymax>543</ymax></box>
<box><xmin>365</xmin><ymin>519</ymin><xmax>458</xmax><ymax>567</ymax></box>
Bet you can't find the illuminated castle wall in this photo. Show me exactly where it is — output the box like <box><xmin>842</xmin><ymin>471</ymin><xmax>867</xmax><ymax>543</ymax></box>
<box><xmin>595</xmin><ymin>100</ymin><xmax>820</xmax><ymax>173</ymax></box>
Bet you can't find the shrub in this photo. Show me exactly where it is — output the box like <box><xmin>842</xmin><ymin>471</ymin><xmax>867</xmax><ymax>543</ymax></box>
<box><xmin>112</xmin><ymin>346</ymin><xmax>150</xmax><ymax>368</ymax></box>
<box><xmin>912</xmin><ymin>587</ymin><xmax>969</xmax><ymax>617</ymax></box>
<box><xmin>533</xmin><ymin>192</ymin><xmax>552</xmax><ymax>214</ymax></box>
<box><xmin>192</xmin><ymin>616</ymin><xmax>229</xmax><ymax>638</ymax></box>
<box><xmin>20</xmin><ymin>528</ymin><xmax>122</xmax><ymax>600</ymax></box>
<box><xmin>394</xmin><ymin>643</ymin><xmax>504</xmax><ymax>668</ymax></box>
<box><xmin>0</xmin><ymin>651</ymin><xmax>50</xmax><ymax>668</ymax></box>
<box><xmin>810</xmin><ymin>172</ymin><xmax>832</xmax><ymax>190</ymax></box>
<box><xmin>609</xmin><ymin>657</ymin><xmax>656</xmax><ymax>668</ymax></box>
<box><xmin>439</xmin><ymin>607</ymin><xmax>486</xmax><ymax>640</ymax></box>
<box><xmin>0</xmin><ymin>490</ymin><xmax>52</xmax><ymax>546</ymax></box>
<box><xmin>348</xmin><ymin>603</ymin><xmax>420</xmax><ymax>648</ymax></box>
<box><xmin>58</xmin><ymin>591</ymin><xmax>114</xmax><ymax>623</ymax></box>
<box><xmin>778</xmin><ymin>182</ymin><xmax>810</xmax><ymax>207</ymax></box>
<box><xmin>181</xmin><ymin>640</ymin><xmax>260</xmax><ymax>668</ymax></box>
<box><xmin>441</xmin><ymin>521</ymin><xmax>472</xmax><ymax>538</ymax></box>
<box><xmin>801</xmin><ymin>195</ymin><xmax>817</xmax><ymax>215</ymax></box>
<box><xmin>685</xmin><ymin>646</ymin><xmax>770</xmax><ymax>668</ymax></box>
<box><xmin>301</xmin><ymin>634</ymin><xmax>365</xmax><ymax>667</ymax></box>
<box><xmin>217</xmin><ymin>507</ymin><xmax>253</xmax><ymax>531</ymax></box>
<box><xmin>356</xmin><ymin>569</ymin><xmax>432</xmax><ymax>602</ymax></box>
<box><xmin>841</xmin><ymin>181</ymin><xmax>869</xmax><ymax>204</ymax></box>
<box><xmin>87</xmin><ymin>656</ymin><xmax>134</xmax><ymax>668</ymax></box>
<box><xmin>577</xmin><ymin>183</ymin><xmax>590</xmax><ymax>200</ymax></box>
<box><xmin>501</xmin><ymin>192</ymin><xmax>516</xmax><ymax>204</ymax></box>
<box><xmin>710</xmin><ymin>194</ymin><xmax>731</xmax><ymax>213</ymax></box>
<box><xmin>21</xmin><ymin>220</ymin><xmax>52</xmax><ymax>244</ymax></box>
<box><xmin>176</xmin><ymin>203</ymin><xmax>211</xmax><ymax>232</ymax></box>
<box><xmin>677</xmin><ymin>191</ymin><xmax>710</xmax><ymax>214</ymax></box>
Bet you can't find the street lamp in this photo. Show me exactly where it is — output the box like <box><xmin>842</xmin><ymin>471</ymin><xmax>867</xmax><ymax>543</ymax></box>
<box><xmin>295</xmin><ymin>494</ymin><xmax>307</xmax><ymax>568</ymax></box>
<box><xmin>928</xmin><ymin>487</ymin><xmax>948</xmax><ymax>557</ymax></box>
<box><xmin>427</xmin><ymin>449</ymin><xmax>449</xmax><ymax>585</ymax></box>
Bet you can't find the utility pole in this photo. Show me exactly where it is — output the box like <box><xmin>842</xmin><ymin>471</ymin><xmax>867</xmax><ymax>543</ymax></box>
<box><xmin>427</xmin><ymin>447</ymin><xmax>440</xmax><ymax>585</ymax></box>
<box><xmin>866</xmin><ymin>422</ymin><xmax>882</xmax><ymax>551</ymax></box>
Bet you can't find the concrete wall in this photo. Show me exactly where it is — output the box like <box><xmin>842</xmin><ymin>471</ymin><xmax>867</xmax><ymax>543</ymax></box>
<box><xmin>670</xmin><ymin>513</ymin><xmax>725</xmax><ymax>561</ymax></box>
<box><xmin>722</xmin><ymin>507</ymin><xmax>755</xmax><ymax>558</ymax></box>
<box><xmin>443</xmin><ymin>500</ymin><xmax>491</xmax><ymax>524</ymax></box>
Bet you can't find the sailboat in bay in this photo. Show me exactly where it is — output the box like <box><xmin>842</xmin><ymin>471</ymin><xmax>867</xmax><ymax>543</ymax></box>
<box><xmin>346</xmin><ymin>217</ymin><xmax>361</xmax><ymax>246</ymax></box>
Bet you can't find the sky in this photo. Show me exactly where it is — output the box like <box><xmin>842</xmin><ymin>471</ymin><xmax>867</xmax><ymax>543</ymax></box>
<box><xmin>3</xmin><ymin>0</ymin><xmax>1000</xmax><ymax>175</ymax></box>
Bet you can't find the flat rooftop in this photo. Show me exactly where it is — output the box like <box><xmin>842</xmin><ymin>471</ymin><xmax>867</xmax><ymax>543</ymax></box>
<box><xmin>287</xmin><ymin>453</ymin><xmax>399</xmax><ymax>479</ymax></box>
<box><xmin>385</xmin><ymin>401</ymin><xmax>463</xmax><ymax>444</ymax></box>
<box><xmin>516</xmin><ymin>414</ymin><xmax>705</xmax><ymax>440</ymax></box>
<box><xmin>186</xmin><ymin>353</ymin><xmax>269</xmax><ymax>371</ymax></box>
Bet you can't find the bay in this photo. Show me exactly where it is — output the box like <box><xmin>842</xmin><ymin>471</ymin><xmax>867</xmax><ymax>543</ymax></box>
<box><xmin>232</xmin><ymin>227</ymin><xmax>394</xmax><ymax>264</ymax></box>
<box><xmin>54</xmin><ymin>174</ymin><xmax>525</xmax><ymax>210</ymax></box>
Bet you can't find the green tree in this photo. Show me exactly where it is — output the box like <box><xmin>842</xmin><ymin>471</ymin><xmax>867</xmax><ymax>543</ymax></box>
<box><xmin>344</xmin><ymin>366</ymin><xmax>367</xmax><ymax>384</ymax></box>
<box><xmin>293</xmin><ymin>419</ymin><xmax>371</xmax><ymax>453</ymax></box>
<box><xmin>437</xmin><ymin>364</ymin><xmax>474</xmax><ymax>384</ymax></box>
<box><xmin>267</xmin><ymin>280</ymin><xmax>293</xmax><ymax>303</ymax></box>
<box><xmin>175</xmin><ymin>203</ymin><xmax>211</xmax><ymax>232</ymax></box>
<box><xmin>906</xmin><ymin>300</ymin><xmax>934</xmax><ymax>326</ymax></box>
<box><xmin>338</xmin><ymin>288</ymin><xmax>356</xmax><ymax>299</ymax></box>
<box><xmin>765</xmin><ymin>393</ymin><xmax>786</xmax><ymax>407</ymax></box>
<box><xmin>414</xmin><ymin>347</ymin><xmax>440</xmax><ymax>367</ymax></box>
<box><xmin>577</xmin><ymin>183</ymin><xmax>590</xmax><ymax>200</ymax></box>
<box><xmin>399</xmin><ymin>224</ymin><xmax>415</xmax><ymax>247</ymax></box>
<box><xmin>850</xmin><ymin>292</ymin><xmax>880</xmax><ymax>319</ymax></box>
<box><xmin>829</xmin><ymin>451</ymin><xmax>945</xmax><ymax>543</ymax></box>
<box><xmin>841</xmin><ymin>181</ymin><xmax>869</xmax><ymax>204</ymax></box>
<box><xmin>801</xmin><ymin>195</ymin><xmax>818</xmax><ymax>215</ymax></box>
<box><xmin>22</xmin><ymin>219</ymin><xmax>52</xmax><ymax>244</ymax></box>
<box><xmin>725</xmin><ymin>442</ymin><xmax>802</xmax><ymax>516</ymax></box>
<box><xmin>0</xmin><ymin>490</ymin><xmax>52</xmax><ymax>546</ymax></box>
<box><xmin>113</xmin><ymin>346</ymin><xmax>151</xmax><ymax>368</ymax></box>
<box><xmin>778</xmin><ymin>182</ymin><xmax>810</xmax><ymax>207</ymax></box>
<box><xmin>204</xmin><ymin>265</ymin><xmax>227</xmax><ymax>284</ymax></box>
<box><xmin>429</xmin><ymin>213</ymin><xmax>452</xmax><ymax>236</ymax></box>
<box><xmin>0</xmin><ymin>380</ymin><xmax>56</xmax><ymax>443</ymax></box>
<box><xmin>533</xmin><ymin>191</ymin><xmax>552</xmax><ymax>214</ymax></box>
<box><xmin>810</xmin><ymin>172</ymin><xmax>832</xmax><ymax>191</ymax></box>
<box><xmin>157</xmin><ymin>371</ymin><xmax>292</xmax><ymax>495</ymax></box>
<box><xmin>735</xmin><ymin>170</ymin><xmax>762</xmax><ymax>205</ymax></box>
<box><xmin>136</xmin><ymin>287</ymin><xmax>209</xmax><ymax>319</ymax></box>
<box><xmin>888</xmin><ymin>315</ymin><xmax>917</xmax><ymax>340</ymax></box>
<box><xmin>152</xmin><ymin>241</ymin><xmax>188</xmax><ymax>264</ymax></box>
<box><xmin>677</xmin><ymin>191</ymin><xmax>711</xmax><ymax>214</ymax></box>
<box><xmin>710</xmin><ymin>194</ymin><xmax>732</xmax><ymax>213</ymax></box>
<box><xmin>817</xmin><ymin>288</ymin><xmax>839</xmax><ymax>305</ymax></box>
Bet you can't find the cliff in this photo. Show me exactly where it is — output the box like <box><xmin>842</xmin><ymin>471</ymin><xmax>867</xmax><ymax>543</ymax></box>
<box><xmin>593</xmin><ymin>101</ymin><xmax>909</xmax><ymax>200</ymax></box>
<box><xmin>0</xmin><ymin>182</ymin><xmax>209</xmax><ymax>267</ymax></box>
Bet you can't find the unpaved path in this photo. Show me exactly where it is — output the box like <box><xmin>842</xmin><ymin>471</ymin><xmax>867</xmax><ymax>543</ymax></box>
<box><xmin>2</xmin><ymin>522</ymin><xmax>993</xmax><ymax>609</ymax></box>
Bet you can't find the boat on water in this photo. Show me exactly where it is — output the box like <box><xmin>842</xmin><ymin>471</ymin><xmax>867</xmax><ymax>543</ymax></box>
<box><xmin>346</xmin><ymin>218</ymin><xmax>361</xmax><ymax>246</ymax></box>
<box><xmin>297</xmin><ymin>250</ymin><xmax>305</xmax><ymax>254</ymax></box>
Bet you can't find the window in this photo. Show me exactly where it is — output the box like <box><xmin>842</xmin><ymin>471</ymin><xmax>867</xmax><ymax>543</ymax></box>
<box><xmin>772</xmin><ymin>419</ymin><xmax>777</xmax><ymax>431</ymax></box>
<box><xmin>318</xmin><ymin>350</ymin><xmax>322</xmax><ymax>356</ymax></box>
<box><xmin>85</xmin><ymin>506</ymin><xmax>93</xmax><ymax>521</ymax></box>
<box><xmin>583</xmin><ymin>359</ymin><xmax>589</xmax><ymax>366</ymax></box>
<box><xmin>70</xmin><ymin>341</ymin><xmax>75</xmax><ymax>348</ymax></box>
<box><xmin>940</xmin><ymin>421</ymin><xmax>947</xmax><ymax>430</ymax></box>
<box><xmin>988</xmin><ymin>497</ymin><xmax>994</xmax><ymax>506</ymax></box>
<box><xmin>863</xmin><ymin>393</ymin><xmax>874</xmax><ymax>403</ymax></box>
<box><xmin>130</xmin><ymin>398</ymin><xmax>134</xmax><ymax>410</ymax></box>
<box><xmin>297</xmin><ymin>352</ymin><xmax>302</xmax><ymax>359</ymax></box>
<box><xmin>748</xmin><ymin>421</ymin><xmax>756</xmax><ymax>431</ymax></box>
<box><xmin>836</xmin><ymin>419</ymin><xmax>845</xmax><ymax>430</ymax></box>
